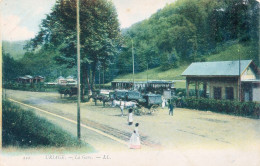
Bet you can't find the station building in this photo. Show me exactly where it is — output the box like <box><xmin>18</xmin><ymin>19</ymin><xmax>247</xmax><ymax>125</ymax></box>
<box><xmin>182</xmin><ymin>60</ymin><xmax>260</xmax><ymax>102</ymax></box>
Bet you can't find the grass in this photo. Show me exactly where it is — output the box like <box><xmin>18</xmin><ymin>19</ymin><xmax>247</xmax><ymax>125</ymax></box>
<box><xmin>2</xmin><ymin>100</ymin><xmax>94</xmax><ymax>152</ymax></box>
<box><xmin>113</xmin><ymin>41</ymin><xmax>258</xmax><ymax>83</ymax></box>
<box><xmin>4</xmin><ymin>83</ymin><xmax>59</xmax><ymax>92</ymax></box>
<box><xmin>207</xmin><ymin>42</ymin><xmax>258</xmax><ymax>62</ymax></box>
<box><xmin>175</xmin><ymin>81</ymin><xmax>198</xmax><ymax>90</ymax></box>
<box><xmin>114</xmin><ymin>64</ymin><xmax>188</xmax><ymax>81</ymax></box>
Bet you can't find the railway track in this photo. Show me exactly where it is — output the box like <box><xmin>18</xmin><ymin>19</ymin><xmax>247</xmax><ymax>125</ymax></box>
<box><xmin>9</xmin><ymin>97</ymin><xmax>161</xmax><ymax>148</ymax></box>
<box><xmin>84</xmin><ymin>118</ymin><xmax>161</xmax><ymax>148</ymax></box>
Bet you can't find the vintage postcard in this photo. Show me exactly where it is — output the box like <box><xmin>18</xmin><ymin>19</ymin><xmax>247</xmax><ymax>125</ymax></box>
<box><xmin>1</xmin><ymin>0</ymin><xmax>260</xmax><ymax>166</ymax></box>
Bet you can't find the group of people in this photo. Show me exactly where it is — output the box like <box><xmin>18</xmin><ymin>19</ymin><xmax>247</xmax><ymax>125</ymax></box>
<box><xmin>118</xmin><ymin>98</ymin><xmax>176</xmax><ymax>149</ymax></box>
<box><xmin>127</xmin><ymin>108</ymin><xmax>141</xmax><ymax>149</ymax></box>
<box><xmin>117</xmin><ymin>99</ymin><xmax>142</xmax><ymax>149</ymax></box>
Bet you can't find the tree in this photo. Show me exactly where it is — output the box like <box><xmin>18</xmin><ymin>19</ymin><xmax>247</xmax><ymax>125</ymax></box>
<box><xmin>2</xmin><ymin>51</ymin><xmax>28</xmax><ymax>82</ymax></box>
<box><xmin>116</xmin><ymin>0</ymin><xmax>259</xmax><ymax>75</ymax></box>
<box><xmin>26</xmin><ymin>0</ymin><xmax>120</xmax><ymax>95</ymax></box>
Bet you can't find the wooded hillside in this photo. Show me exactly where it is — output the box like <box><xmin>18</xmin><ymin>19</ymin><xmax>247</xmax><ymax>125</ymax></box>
<box><xmin>3</xmin><ymin>0</ymin><xmax>259</xmax><ymax>90</ymax></box>
<box><xmin>116</xmin><ymin>0</ymin><xmax>259</xmax><ymax>75</ymax></box>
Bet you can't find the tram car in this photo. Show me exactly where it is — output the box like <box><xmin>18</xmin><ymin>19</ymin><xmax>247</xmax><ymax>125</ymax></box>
<box><xmin>111</xmin><ymin>80</ymin><xmax>175</xmax><ymax>95</ymax></box>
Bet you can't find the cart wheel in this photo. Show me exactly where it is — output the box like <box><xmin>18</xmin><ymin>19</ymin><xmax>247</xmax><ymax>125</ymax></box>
<box><xmin>150</xmin><ymin>105</ymin><xmax>159</xmax><ymax>114</ymax></box>
<box><xmin>135</xmin><ymin>104</ymin><xmax>145</xmax><ymax>115</ymax></box>
<box><xmin>105</xmin><ymin>101</ymin><xmax>112</xmax><ymax>107</ymax></box>
<box><xmin>134</xmin><ymin>108</ymin><xmax>140</xmax><ymax>115</ymax></box>
<box><xmin>134</xmin><ymin>106</ymin><xmax>144</xmax><ymax>116</ymax></box>
<box><xmin>140</xmin><ymin>106</ymin><xmax>146</xmax><ymax>115</ymax></box>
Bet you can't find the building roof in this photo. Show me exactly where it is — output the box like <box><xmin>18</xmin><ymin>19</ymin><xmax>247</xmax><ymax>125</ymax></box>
<box><xmin>58</xmin><ymin>76</ymin><xmax>65</xmax><ymax>79</ymax></box>
<box><xmin>242</xmin><ymin>79</ymin><xmax>260</xmax><ymax>83</ymax></box>
<box><xmin>112</xmin><ymin>80</ymin><xmax>174</xmax><ymax>84</ymax></box>
<box><xmin>112</xmin><ymin>81</ymin><xmax>132</xmax><ymax>83</ymax></box>
<box><xmin>66</xmin><ymin>76</ymin><xmax>74</xmax><ymax>79</ymax></box>
<box><xmin>144</xmin><ymin>94</ymin><xmax>162</xmax><ymax>97</ymax></box>
<box><xmin>182</xmin><ymin>60</ymin><xmax>252</xmax><ymax>76</ymax></box>
<box><xmin>115</xmin><ymin>90</ymin><xmax>128</xmax><ymax>92</ymax></box>
<box><xmin>25</xmin><ymin>75</ymin><xmax>33</xmax><ymax>79</ymax></box>
<box><xmin>34</xmin><ymin>76</ymin><xmax>44</xmax><ymax>79</ymax></box>
<box><xmin>148</xmin><ymin>80</ymin><xmax>174</xmax><ymax>84</ymax></box>
<box><xmin>18</xmin><ymin>77</ymin><xmax>28</xmax><ymax>80</ymax></box>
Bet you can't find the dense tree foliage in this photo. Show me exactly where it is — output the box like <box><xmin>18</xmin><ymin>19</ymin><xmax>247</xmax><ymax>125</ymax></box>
<box><xmin>2</xmin><ymin>51</ymin><xmax>28</xmax><ymax>81</ymax></box>
<box><xmin>4</xmin><ymin>0</ymin><xmax>259</xmax><ymax>87</ymax></box>
<box><xmin>26</xmin><ymin>0</ymin><xmax>121</xmax><ymax>94</ymax></box>
<box><xmin>20</xmin><ymin>50</ymin><xmax>76</xmax><ymax>82</ymax></box>
<box><xmin>117</xmin><ymin>0</ymin><xmax>259</xmax><ymax>74</ymax></box>
<box><xmin>2</xmin><ymin>49</ymin><xmax>73</xmax><ymax>82</ymax></box>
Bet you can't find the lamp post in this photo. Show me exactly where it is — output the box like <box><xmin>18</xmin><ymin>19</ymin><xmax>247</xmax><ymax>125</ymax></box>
<box><xmin>147</xmin><ymin>62</ymin><xmax>148</xmax><ymax>83</ymax></box>
<box><xmin>238</xmin><ymin>48</ymin><xmax>241</xmax><ymax>102</ymax></box>
<box><xmin>0</xmin><ymin>9</ymin><xmax>2</xmax><ymax>149</ymax></box>
<box><xmin>132</xmin><ymin>39</ymin><xmax>135</xmax><ymax>90</ymax></box>
<box><xmin>76</xmin><ymin>0</ymin><xmax>81</xmax><ymax>141</ymax></box>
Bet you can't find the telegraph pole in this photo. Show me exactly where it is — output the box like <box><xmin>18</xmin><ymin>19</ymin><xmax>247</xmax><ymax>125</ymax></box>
<box><xmin>97</xmin><ymin>62</ymin><xmax>100</xmax><ymax>89</ymax></box>
<box><xmin>132</xmin><ymin>39</ymin><xmax>135</xmax><ymax>90</ymax></box>
<box><xmin>146</xmin><ymin>62</ymin><xmax>148</xmax><ymax>83</ymax></box>
<box><xmin>238</xmin><ymin>48</ymin><xmax>241</xmax><ymax>101</ymax></box>
<box><xmin>76</xmin><ymin>0</ymin><xmax>81</xmax><ymax>141</ymax></box>
<box><xmin>0</xmin><ymin>10</ymin><xmax>2</xmax><ymax>149</ymax></box>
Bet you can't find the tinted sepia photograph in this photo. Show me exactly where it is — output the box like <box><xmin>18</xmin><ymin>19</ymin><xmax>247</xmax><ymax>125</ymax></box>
<box><xmin>0</xmin><ymin>0</ymin><xmax>260</xmax><ymax>166</ymax></box>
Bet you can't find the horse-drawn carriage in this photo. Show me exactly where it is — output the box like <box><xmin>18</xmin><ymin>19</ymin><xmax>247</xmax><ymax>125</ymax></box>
<box><xmin>135</xmin><ymin>94</ymin><xmax>162</xmax><ymax>115</ymax></box>
<box><xmin>92</xmin><ymin>89</ymin><xmax>163</xmax><ymax>115</ymax></box>
<box><xmin>109</xmin><ymin>90</ymin><xmax>145</xmax><ymax>102</ymax></box>
<box><xmin>126</xmin><ymin>91</ymin><xmax>146</xmax><ymax>102</ymax></box>
<box><xmin>92</xmin><ymin>89</ymin><xmax>113</xmax><ymax>106</ymax></box>
<box><xmin>58</xmin><ymin>86</ymin><xmax>77</xmax><ymax>98</ymax></box>
<box><xmin>109</xmin><ymin>90</ymin><xmax>128</xmax><ymax>100</ymax></box>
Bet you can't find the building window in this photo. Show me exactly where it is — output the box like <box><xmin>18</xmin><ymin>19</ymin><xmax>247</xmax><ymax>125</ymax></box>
<box><xmin>214</xmin><ymin>87</ymin><xmax>222</xmax><ymax>100</ymax></box>
<box><xmin>225</xmin><ymin>87</ymin><xmax>234</xmax><ymax>100</ymax></box>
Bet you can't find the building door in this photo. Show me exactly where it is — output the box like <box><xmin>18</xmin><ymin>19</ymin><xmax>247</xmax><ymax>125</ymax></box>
<box><xmin>253</xmin><ymin>88</ymin><xmax>260</xmax><ymax>102</ymax></box>
<box><xmin>214</xmin><ymin>87</ymin><xmax>222</xmax><ymax>100</ymax></box>
<box><xmin>225</xmin><ymin>87</ymin><xmax>234</xmax><ymax>100</ymax></box>
<box><xmin>244</xmin><ymin>91</ymin><xmax>250</xmax><ymax>101</ymax></box>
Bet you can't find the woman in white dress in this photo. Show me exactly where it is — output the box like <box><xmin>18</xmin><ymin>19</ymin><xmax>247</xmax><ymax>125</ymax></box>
<box><xmin>120</xmin><ymin>100</ymin><xmax>124</xmax><ymax>116</ymax></box>
<box><xmin>129</xmin><ymin>123</ymin><xmax>141</xmax><ymax>149</ymax></box>
<box><xmin>128</xmin><ymin>108</ymin><xmax>133</xmax><ymax>125</ymax></box>
<box><xmin>162</xmin><ymin>98</ymin><xmax>166</xmax><ymax>108</ymax></box>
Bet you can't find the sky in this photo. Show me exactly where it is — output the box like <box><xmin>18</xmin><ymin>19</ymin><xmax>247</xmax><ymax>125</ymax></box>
<box><xmin>0</xmin><ymin>0</ymin><xmax>176</xmax><ymax>41</ymax></box>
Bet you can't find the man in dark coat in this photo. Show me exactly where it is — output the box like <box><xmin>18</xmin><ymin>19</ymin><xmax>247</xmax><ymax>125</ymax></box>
<box><xmin>169</xmin><ymin>101</ymin><xmax>174</xmax><ymax>116</ymax></box>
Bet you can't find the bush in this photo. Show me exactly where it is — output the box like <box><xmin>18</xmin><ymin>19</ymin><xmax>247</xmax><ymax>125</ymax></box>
<box><xmin>2</xmin><ymin>100</ymin><xmax>80</xmax><ymax>147</ymax></box>
<box><xmin>58</xmin><ymin>86</ymin><xmax>70</xmax><ymax>95</ymax></box>
<box><xmin>175</xmin><ymin>88</ymin><xmax>186</xmax><ymax>97</ymax></box>
<box><xmin>182</xmin><ymin>97</ymin><xmax>260</xmax><ymax>119</ymax></box>
<box><xmin>175</xmin><ymin>88</ymin><xmax>205</xmax><ymax>97</ymax></box>
<box><xmin>3</xmin><ymin>82</ymin><xmax>58</xmax><ymax>92</ymax></box>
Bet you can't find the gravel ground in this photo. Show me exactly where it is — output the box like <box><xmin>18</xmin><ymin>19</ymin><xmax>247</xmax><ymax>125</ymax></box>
<box><xmin>2</xmin><ymin>89</ymin><xmax>260</xmax><ymax>166</ymax></box>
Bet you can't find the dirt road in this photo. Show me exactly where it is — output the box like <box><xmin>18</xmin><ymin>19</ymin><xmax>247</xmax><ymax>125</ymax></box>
<box><xmin>2</xmin><ymin>89</ymin><xmax>260</xmax><ymax>166</ymax></box>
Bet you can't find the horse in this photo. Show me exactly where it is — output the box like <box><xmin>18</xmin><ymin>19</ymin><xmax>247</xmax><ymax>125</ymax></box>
<box><xmin>112</xmin><ymin>99</ymin><xmax>121</xmax><ymax>107</ymax></box>
<box><xmin>112</xmin><ymin>100</ymin><xmax>137</xmax><ymax>108</ymax></box>
<box><xmin>124</xmin><ymin>101</ymin><xmax>137</xmax><ymax>108</ymax></box>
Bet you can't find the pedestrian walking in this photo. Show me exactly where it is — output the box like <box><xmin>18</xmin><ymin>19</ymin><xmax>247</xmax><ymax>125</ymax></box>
<box><xmin>93</xmin><ymin>94</ymin><xmax>97</xmax><ymax>106</ymax></box>
<box><xmin>103</xmin><ymin>99</ymin><xmax>105</xmax><ymax>107</ymax></box>
<box><xmin>120</xmin><ymin>99</ymin><xmax>124</xmax><ymax>116</ymax></box>
<box><xmin>169</xmin><ymin>101</ymin><xmax>174</xmax><ymax>116</ymax></box>
<box><xmin>162</xmin><ymin>98</ymin><xmax>166</xmax><ymax>108</ymax></box>
<box><xmin>128</xmin><ymin>108</ymin><xmax>133</xmax><ymax>125</ymax></box>
<box><xmin>129</xmin><ymin>123</ymin><xmax>141</xmax><ymax>149</ymax></box>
